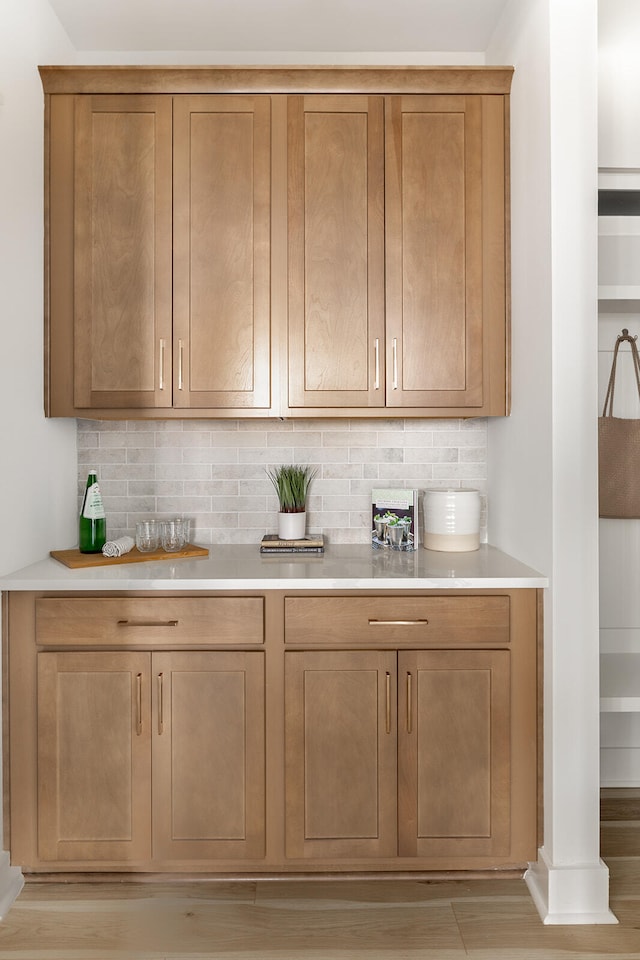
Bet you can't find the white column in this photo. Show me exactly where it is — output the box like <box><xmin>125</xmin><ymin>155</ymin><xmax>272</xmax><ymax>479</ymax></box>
<box><xmin>524</xmin><ymin>0</ymin><xmax>613</xmax><ymax>923</ymax></box>
<box><xmin>488</xmin><ymin>0</ymin><xmax>614</xmax><ymax>923</ymax></box>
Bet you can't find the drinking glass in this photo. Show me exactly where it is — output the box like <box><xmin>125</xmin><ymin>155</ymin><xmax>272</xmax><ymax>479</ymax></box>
<box><xmin>135</xmin><ymin>520</ymin><xmax>159</xmax><ymax>553</ymax></box>
<box><xmin>161</xmin><ymin>518</ymin><xmax>189</xmax><ymax>552</ymax></box>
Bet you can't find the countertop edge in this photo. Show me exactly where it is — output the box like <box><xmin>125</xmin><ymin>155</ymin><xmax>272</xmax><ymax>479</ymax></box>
<box><xmin>0</xmin><ymin>576</ymin><xmax>548</xmax><ymax>591</ymax></box>
<box><xmin>0</xmin><ymin>544</ymin><xmax>548</xmax><ymax>592</ymax></box>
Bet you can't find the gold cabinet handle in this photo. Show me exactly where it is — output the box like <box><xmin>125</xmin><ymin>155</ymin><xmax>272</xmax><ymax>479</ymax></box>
<box><xmin>117</xmin><ymin>620</ymin><xmax>179</xmax><ymax>628</ymax></box>
<box><xmin>406</xmin><ymin>671</ymin><xmax>412</xmax><ymax>734</ymax></box>
<box><xmin>178</xmin><ymin>339</ymin><xmax>184</xmax><ymax>391</ymax></box>
<box><xmin>368</xmin><ymin>619</ymin><xmax>429</xmax><ymax>626</ymax></box>
<box><xmin>135</xmin><ymin>673</ymin><xmax>143</xmax><ymax>736</ymax></box>
<box><xmin>157</xmin><ymin>672</ymin><xmax>164</xmax><ymax>736</ymax></box>
<box><xmin>374</xmin><ymin>338</ymin><xmax>380</xmax><ymax>390</ymax></box>
<box><xmin>159</xmin><ymin>338</ymin><xmax>166</xmax><ymax>391</ymax></box>
<box><xmin>392</xmin><ymin>337</ymin><xmax>398</xmax><ymax>390</ymax></box>
<box><xmin>385</xmin><ymin>671</ymin><xmax>391</xmax><ymax>735</ymax></box>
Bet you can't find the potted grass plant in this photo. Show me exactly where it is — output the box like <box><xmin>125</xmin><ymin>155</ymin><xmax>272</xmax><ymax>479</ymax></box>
<box><xmin>267</xmin><ymin>464</ymin><xmax>317</xmax><ymax>540</ymax></box>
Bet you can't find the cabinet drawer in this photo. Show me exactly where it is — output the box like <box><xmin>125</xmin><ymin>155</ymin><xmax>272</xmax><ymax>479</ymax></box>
<box><xmin>285</xmin><ymin>596</ymin><xmax>509</xmax><ymax>645</ymax></box>
<box><xmin>35</xmin><ymin>597</ymin><xmax>264</xmax><ymax>646</ymax></box>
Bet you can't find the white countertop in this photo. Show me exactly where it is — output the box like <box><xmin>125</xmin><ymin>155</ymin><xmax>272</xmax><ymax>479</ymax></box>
<box><xmin>0</xmin><ymin>544</ymin><xmax>547</xmax><ymax>592</ymax></box>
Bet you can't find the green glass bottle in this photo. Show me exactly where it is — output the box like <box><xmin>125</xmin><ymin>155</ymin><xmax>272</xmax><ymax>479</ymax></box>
<box><xmin>79</xmin><ymin>470</ymin><xmax>107</xmax><ymax>553</ymax></box>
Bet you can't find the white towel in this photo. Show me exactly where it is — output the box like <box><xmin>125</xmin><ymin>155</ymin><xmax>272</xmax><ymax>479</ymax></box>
<box><xmin>102</xmin><ymin>536</ymin><xmax>135</xmax><ymax>558</ymax></box>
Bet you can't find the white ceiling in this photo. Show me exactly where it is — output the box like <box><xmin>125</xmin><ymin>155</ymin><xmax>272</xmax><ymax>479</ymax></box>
<box><xmin>46</xmin><ymin>0</ymin><xmax>511</xmax><ymax>53</ymax></box>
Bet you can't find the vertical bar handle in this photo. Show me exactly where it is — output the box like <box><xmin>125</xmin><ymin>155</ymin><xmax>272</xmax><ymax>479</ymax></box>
<box><xmin>374</xmin><ymin>338</ymin><xmax>380</xmax><ymax>390</ymax></box>
<box><xmin>178</xmin><ymin>340</ymin><xmax>184</xmax><ymax>391</ymax></box>
<box><xmin>135</xmin><ymin>673</ymin><xmax>142</xmax><ymax>736</ymax></box>
<box><xmin>159</xmin><ymin>339</ymin><xmax>166</xmax><ymax>391</ymax></box>
<box><xmin>157</xmin><ymin>672</ymin><xmax>164</xmax><ymax>735</ymax></box>
<box><xmin>406</xmin><ymin>672</ymin><xmax>412</xmax><ymax>734</ymax></box>
<box><xmin>385</xmin><ymin>671</ymin><xmax>391</xmax><ymax>735</ymax></box>
<box><xmin>392</xmin><ymin>338</ymin><xmax>398</xmax><ymax>390</ymax></box>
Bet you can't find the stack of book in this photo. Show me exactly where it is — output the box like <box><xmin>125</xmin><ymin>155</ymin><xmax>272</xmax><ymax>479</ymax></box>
<box><xmin>260</xmin><ymin>534</ymin><xmax>325</xmax><ymax>555</ymax></box>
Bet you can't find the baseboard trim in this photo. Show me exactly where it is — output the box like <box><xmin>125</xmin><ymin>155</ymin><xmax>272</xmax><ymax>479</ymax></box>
<box><xmin>525</xmin><ymin>846</ymin><xmax>617</xmax><ymax>924</ymax></box>
<box><xmin>0</xmin><ymin>852</ymin><xmax>24</xmax><ymax>920</ymax></box>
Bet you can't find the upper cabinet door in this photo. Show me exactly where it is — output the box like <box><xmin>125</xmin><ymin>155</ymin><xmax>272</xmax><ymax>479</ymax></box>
<box><xmin>287</xmin><ymin>96</ymin><xmax>386</xmax><ymax>409</ymax></box>
<box><xmin>74</xmin><ymin>95</ymin><xmax>173</xmax><ymax>409</ymax></box>
<box><xmin>173</xmin><ymin>96</ymin><xmax>271</xmax><ymax>409</ymax></box>
<box><xmin>385</xmin><ymin>95</ymin><xmax>507</xmax><ymax>412</ymax></box>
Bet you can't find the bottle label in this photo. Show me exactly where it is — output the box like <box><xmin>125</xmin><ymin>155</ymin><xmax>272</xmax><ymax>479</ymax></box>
<box><xmin>82</xmin><ymin>482</ymin><xmax>106</xmax><ymax>520</ymax></box>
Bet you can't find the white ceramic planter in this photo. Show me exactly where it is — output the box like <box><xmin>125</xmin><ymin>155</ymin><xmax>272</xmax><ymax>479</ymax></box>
<box><xmin>278</xmin><ymin>511</ymin><xmax>306</xmax><ymax>540</ymax></box>
<box><xmin>423</xmin><ymin>489</ymin><xmax>481</xmax><ymax>552</ymax></box>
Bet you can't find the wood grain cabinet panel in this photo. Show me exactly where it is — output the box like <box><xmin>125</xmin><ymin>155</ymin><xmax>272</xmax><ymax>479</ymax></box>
<box><xmin>37</xmin><ymin>651</ymin><xmax>152</xmax><ymax>862</ymax></box>
<box><xmin>285</xmin><ymin>92</ymin><xmax>507</xmax><ymax>416</ymax></box>
<box><xmin>173</xmin><ymin>96</ymin><xmax>271</xmax><ymax>410</ymax></box>
<box><xmin>36</xmin><ymin>649</ymin><xmax>265</xmax><ymax>864</ymax></box>
<box><xmin>35</xmin><ymin>596</ymin><xmax>264</xmax><ymax>646</ymax></box>
<box><xmin>284</xmin><ymin>595</ymin><xmax>510</xmax><ymax>645</ymax></box>
<box><xmin>287</xmin><ymin>96</ymin><xmax>386</xmax><ymax>409</ymax></box>
<box><xmin>6</xmin><ymin>583</ymin><xmax>535</xmax><ymax>875</ymax></box>
<box><xmin>43</xmin><ymin>69</ymin><xmax>510</xmax><ymax>419</ymax></box>
<box><xmin>397</xmin><ymin>649</ymin><xmax>511</xmax><ymax>858</ymax></box>
<box><xmin>73</xmin><ymin>95</ymin><xmax>173</xmax><ymax>410</ymax></box>
<box><xmin>385</xmin><ymin>95</ymin><xmax>486</xmax><ymax>409</ymax></box>
<box><xmin>284</xmin><ymin>647</ymin><xmax>512</xmax><ymax>863</ymax></box>
<box><xmin>285</xmin><ymin>650</ymin><xmax>398</xmax><ymax>859</ymax></box>
<box><xmin>152</xmin><ymin>651</ymin><xmax>265</xmax><ymax>860</ymax></box>
<box><xmin>48</xmin><ymin>92</ymin><xmax>272</xmax><ymax>416</ymax></box>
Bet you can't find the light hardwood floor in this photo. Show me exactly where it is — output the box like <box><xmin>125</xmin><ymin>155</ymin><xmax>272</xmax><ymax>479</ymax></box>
<box><xmin>0</xmin><ymin>791</ymin><xmax>636</xmax><ymax>960</ymax></box>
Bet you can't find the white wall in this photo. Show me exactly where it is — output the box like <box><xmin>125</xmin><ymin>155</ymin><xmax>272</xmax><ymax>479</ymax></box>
<box><xmin>487</xmin><ymin>0</ymin><xmax>611</xmax><ymax>925</ymax></box>
<box><xmin>0</xmin><ymin>0</ymin><xmax>79</xmax><ymax>916</ymax></box>
<box><xmin>0</xmin><ymin>0</ymin><xmax>77</xmax><ymax>578</ymax></box>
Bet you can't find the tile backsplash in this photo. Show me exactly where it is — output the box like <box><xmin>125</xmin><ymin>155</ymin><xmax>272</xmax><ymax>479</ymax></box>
<box><xmin>77</xmin><ymin>418</ymin><xmax>488</xmax><ymax>545</ymax></box>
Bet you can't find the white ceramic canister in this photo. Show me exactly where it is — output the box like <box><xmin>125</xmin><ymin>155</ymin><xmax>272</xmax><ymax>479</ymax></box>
<box><xmin>423</xmin><ymin>489</ymin><xmax>481</xmax><ymax>552</ymax></box>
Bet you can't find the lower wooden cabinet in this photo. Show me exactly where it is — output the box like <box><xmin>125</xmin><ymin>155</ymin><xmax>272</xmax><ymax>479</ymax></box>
<box><xmin>285</xmin><ymin>650</ymin><xmax>398</xmax><ymax>859</ymax></box>
<box><xmin>36</xmin><ymin>649</ymin><xmax>265</xmax><ymax>863</ymax></box>
<box><xmin>285</xmin><ymin>648</ymin><xmax>511</xmax><ymax>861</ymax></box>
<box><xmin>37</xmin><ymin>650</ymin><xmax>152</xmax><ymax>863</ymax></box>
<box><xmin>4</xmin><ymin>587</ymin><xmax>539</xmax><ymax>875</ymax></box>
<box><xmin>397</xmin><ymin>649</ymin><xmax>511</xmax><ymax>859</ymax></box>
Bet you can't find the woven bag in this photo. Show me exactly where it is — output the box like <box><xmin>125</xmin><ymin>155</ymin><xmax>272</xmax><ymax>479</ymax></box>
<box><xmin>599</xmin><ymin>329</ymin><xmax>640</xmax><ymax>518</ymax></box>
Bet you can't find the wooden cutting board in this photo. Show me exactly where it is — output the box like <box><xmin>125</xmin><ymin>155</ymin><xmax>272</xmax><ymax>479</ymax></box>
<box><xmin>50</xmin><ymin>543</ymin><xmax>209</xmax><ymax>569</ymax></box>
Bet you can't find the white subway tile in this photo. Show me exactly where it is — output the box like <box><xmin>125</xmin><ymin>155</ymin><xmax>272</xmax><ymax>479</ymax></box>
<box><xmin>79</xmin><ymin>418</ymin><xmax>488</xmax><ymax>545</ymax></box>
<box><xmin>183</xmin><ymin>447</ymin><xmax>239</xmax><ymax>464</ymax></box>
<box><xmin>157</xmin><ymin>431</ymin><xmax>212</xmax><ymax>447</ymax></box>
<box><xmin>158</xmin><ymin>464</ymin><xmax>211</xmax><ymax>481</ymax></box>
<box><xmin>321</xmin><ymin>431</ymin><xmax>378</xmax><ymax>447</ymax></box>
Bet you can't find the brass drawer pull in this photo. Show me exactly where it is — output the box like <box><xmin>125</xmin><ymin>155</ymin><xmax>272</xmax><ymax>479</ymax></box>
<box><xmin>374</xmin><ymin>338</ymin><xmax>380</xmax><ymax>390</ymax></box>
<box><xmin>385</xmin><ymin>671</ymin><xmax>391</xmax><ymax>735</ymax></box>
<box><xmin>392</xmin><ymin>337</ymin><xmax>398</xmax><ymax>390</ymax></box>
<box><xmin>368</xmin><ymin>619</ymin><xmax>429</xmax><ymax>626</ymax></box>
<box><xmin>135</xmin><ymin>673</ymin><xmax>143</xmax><ymax>736</ymax></box>
<box><xmin>159</xmin><ymin>338</ymin><xmax>166</xmax><ymax>391</ymax></box>
<box><xmin>178</xmin><ymin>339</ymin><xmax>184</xmax><ymax>391</ymax></box>
<box><xmin>157</xmin><ymin>672</ymin><xmax>164</xmax><ymax>735</ymax></box>
<box><xmin>117</xmin><ymin>620</ymin><xmax>179</xmax><ymax>628</ymax></box>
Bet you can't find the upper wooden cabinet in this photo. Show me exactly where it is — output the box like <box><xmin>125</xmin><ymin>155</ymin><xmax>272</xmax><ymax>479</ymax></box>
<box><xmin>287</xmin><ymin>95</ymin><xmax>386</xmax><ymax>409</ymax></box>
<box><xmin>72</xmin><ymin>95</ymin><xmax>173</xmax><ymax>410</ymax></box>
<box><xmin>41</xmin><ymin>67</ymin><xmax>512</xmax><ymax>419</ymax></box>
<box><xmin>48</xmin><ymin>90</ymin><xmax>272</xmax><ymax>416</ymax></box>
<box><xmin>172</xmin><ymin>96</ymin><xmax>271</xmax><ymax>410</ymax></box>
<box><xmin>287</xmin><ymin>93</ymin><xmax>506</xmax><ymax>414</ymax></box>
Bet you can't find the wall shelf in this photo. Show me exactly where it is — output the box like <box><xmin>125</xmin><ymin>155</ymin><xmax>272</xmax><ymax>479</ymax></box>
<box><xmin>599</xmin><ymin>285</ymin><xmax>640</xmax><ymax>301</ymax></box>
<box><xmin>601</xmin><ymin>653</ymin><xmax>640</xmax><ymax>712</ymax></box>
